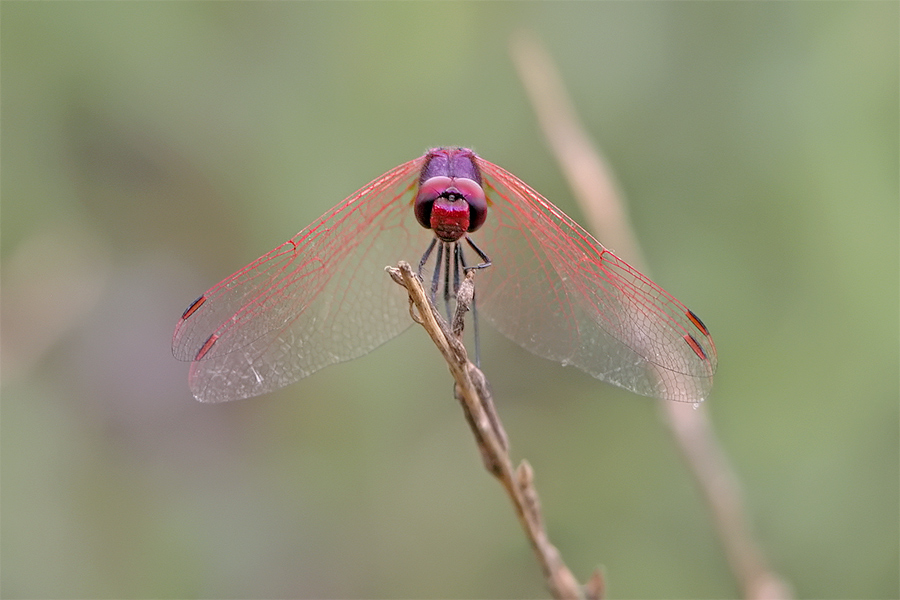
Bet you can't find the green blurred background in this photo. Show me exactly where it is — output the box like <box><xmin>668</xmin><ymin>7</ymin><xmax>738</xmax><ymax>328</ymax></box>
<box><xmin>2</xmin><ymin>3</ymin><xmax>897</xmax><ymax>598</ymax></box>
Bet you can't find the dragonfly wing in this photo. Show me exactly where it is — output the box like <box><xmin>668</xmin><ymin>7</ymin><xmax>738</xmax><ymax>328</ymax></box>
<box><xmin>172</xmin><ymin>158</ymin><xmax>430</xmax><ymax>402</ymax></box>
<box><xmin>475</xmin><ymin>159</ymin><xmax>717</xmax><ymax>402</ymax></box>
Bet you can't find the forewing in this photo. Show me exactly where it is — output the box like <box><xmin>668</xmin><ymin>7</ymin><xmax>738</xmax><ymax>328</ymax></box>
<box><xmin>474</xmin><ymin>159</ymin><xmax>717</xmax><ymax>402</ymax></box>
<box><xmin>172</xmin><ymin>157</ymin><xmax>430</xmax><ymax>402</ymax></box>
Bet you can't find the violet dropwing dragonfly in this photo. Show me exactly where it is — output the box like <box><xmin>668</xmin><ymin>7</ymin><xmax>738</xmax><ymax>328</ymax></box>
<box><xmin>173</xmin><ymin>147</ymin><xmax>716</xmax><ymax>403</ymax></box>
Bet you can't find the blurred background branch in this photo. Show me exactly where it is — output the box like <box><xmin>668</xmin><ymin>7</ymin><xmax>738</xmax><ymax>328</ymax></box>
<box><xmin>511</xmin><ymin>32</ymin><xmax>792</xmax><ymax>600</ymax></box>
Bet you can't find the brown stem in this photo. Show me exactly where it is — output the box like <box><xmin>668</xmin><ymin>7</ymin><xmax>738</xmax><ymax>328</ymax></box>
<box><xmin>386</xmin><ymin>263</ymin><xmax>596</xmax><ymax>600</ymax></box>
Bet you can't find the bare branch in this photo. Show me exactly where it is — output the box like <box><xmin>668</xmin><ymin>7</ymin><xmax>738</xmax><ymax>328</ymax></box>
<box><xmin>386</xmin><ymin>262</ymin><xmax>593</xmax><ymax>600</ymax></box>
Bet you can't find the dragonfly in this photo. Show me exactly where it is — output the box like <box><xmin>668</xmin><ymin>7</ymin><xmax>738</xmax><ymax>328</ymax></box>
<box><xmin>173</xmin><ymin>147</ymin><xmax>716</xmax><ymax>404</ymax></box>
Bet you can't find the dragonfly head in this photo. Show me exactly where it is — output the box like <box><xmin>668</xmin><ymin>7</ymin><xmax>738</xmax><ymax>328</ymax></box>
<box><xmin>415</xmin><ymin>148</ymin><xmax>487</xmax><ymax>241</ymax></box>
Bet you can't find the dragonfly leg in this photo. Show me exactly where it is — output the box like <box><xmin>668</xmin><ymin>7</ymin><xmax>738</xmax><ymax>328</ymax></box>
<box><xmin>418</xmin><ymin>238</ymin><xmax>437</xmax><ymax>275</ymax></box>
<box><xmin>457</xmin><ymin>243</ymin><xmax>482</xmax><ymax>367</ymax></box>
<box><xmin>430</xmin><ymin>242</ymin><xmax>444</xmax><ymax>303</ymax></box>
<box><xmin>442</xmin><ymin>241</ymin><xmax>452</xmax><ymax>320</ymax></box>
<box><xmin>464</xmin><ymin>237</ymin><xmax>492</xmax><ymax>272</ymax></box>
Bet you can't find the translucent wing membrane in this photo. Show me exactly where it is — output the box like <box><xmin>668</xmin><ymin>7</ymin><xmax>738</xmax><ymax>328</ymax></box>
<box><xmin>474</xmin><ymin>159</ymin><xmax>717</xmax><ymax>402</ymax></box>
<box><xmin>174</xmin><ymin>148</ymin><xmax>716</xmax><ymax>403</ymax></box>
<box><xmin>172</xmin><ymin>158</ymin><xmax>430</xmax><ymax>402</ymax></box>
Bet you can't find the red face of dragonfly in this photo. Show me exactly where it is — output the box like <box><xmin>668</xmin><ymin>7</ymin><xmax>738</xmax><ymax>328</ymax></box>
<box><xmin>173</xmin><ymin>147</ymin><xmax>716</xmax><ymax>403</ymax></box>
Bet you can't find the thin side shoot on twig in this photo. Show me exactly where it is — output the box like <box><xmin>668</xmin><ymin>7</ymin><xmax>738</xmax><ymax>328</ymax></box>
<box><xmin>386</xmin><ymin>262</ymin><xmax>601</xmax><ymax>600</ymax></box>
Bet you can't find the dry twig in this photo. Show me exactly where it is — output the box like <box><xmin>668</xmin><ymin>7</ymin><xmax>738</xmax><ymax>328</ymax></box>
<box><xmin>386</xmin><ymin>262</ymin><xmax>597</xmax><ymax>600</ymax></box>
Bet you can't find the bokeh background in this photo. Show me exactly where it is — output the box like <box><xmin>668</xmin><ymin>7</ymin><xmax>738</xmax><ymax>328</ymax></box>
<box><xmin>2</xmin><ymin>3</ymin><xmax>897</xmax><ymax>598</ymax></box>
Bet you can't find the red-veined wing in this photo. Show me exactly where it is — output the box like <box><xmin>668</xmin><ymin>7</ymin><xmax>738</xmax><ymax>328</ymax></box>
<box><xmin>474</xmin><ymin>158</ymin><xmax>717</xmax><ymax>402</ymax></box>
<box><xmin>172</xmin><ymin>157</ymin><xmax>430</xmax><ymax>402</ymax></box>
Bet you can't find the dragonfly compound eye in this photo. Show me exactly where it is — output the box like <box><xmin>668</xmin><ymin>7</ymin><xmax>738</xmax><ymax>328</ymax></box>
<box><xmin>415</xmin><ymin>176</ymin><xmax>487</xmax><ymax>241</ymax></box>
